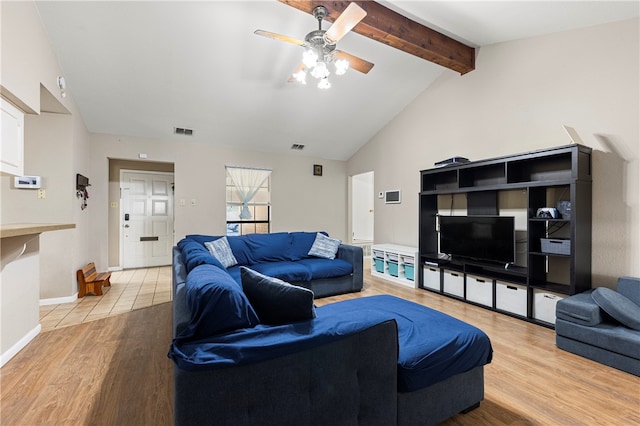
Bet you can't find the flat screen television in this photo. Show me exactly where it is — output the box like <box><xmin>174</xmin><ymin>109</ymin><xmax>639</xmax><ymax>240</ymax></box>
<box><xmin>439</xmin><ymin>215</ymin><xmax>515</xmax><ymax>264</ymax></box>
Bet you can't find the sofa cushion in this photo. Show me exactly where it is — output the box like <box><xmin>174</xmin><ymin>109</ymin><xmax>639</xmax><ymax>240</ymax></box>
<box><xmin>318</xmin><ymin>295</ymin><xmax>493</xmax><ymax>392</ymax></box>
<box><xmin>617</xmin><ymin>277</ymin><xmax>640</xmax><ymax>306</ymax></box>
<box><xmin>205</xmin><ymin>237</ymin><xmax>238</xmax><ymax>268</ymax></box>
<box><xmin>243</xmin><ymin>232</ymin><xmax>291</xmax><ymax>263</ymax></box>
<box><xmin>308</xmin><ymin>233</ymin><xmax>341</xmax><ymax>260</ymax></box>
<box><xmin>556</xmin><ymin>290</ymin><xmax>602</xmax><ymax>327</ymax></box>
<box><xmin>226</xmin><ymin>235</ymin><xmax>253</xmax><ymax>266</ymax></box>
<box><xmin>289</xmin><ymin>231</ymin><xmax>327</xmax><ymax>260</ymax></box>
<box><xmin>592</xmin><ymin>287</ymin><xmax>640</xmax><ymax>331</ymax></box>
<box><xmin>240</xmin><ymin>267</ymin><xmax>316</xmax><ymax>325</ymax></box>
<box><xmin>296</xmin><ymin>258</ymin><xmax>353</xmax><ymax>280</ymax></box>
<box><xmin>249</xmin><ymin>261</ymin><xmax>313</xmax><ymax>282</ymax></box>
<box><xmin>556</xmin><ymin>319</ymin><xmax>640</xmax><ymax>360</ymax></box>
<box><xmin>185</xmin><ymin>234</ymin><xmax>252</xmax><ymax>266</ymax></box>
<box><xmin>226</xmin><ymin>265</ymin><xmax>242</xmax><ymax>284</ymax></box>
<box><xmin>178</xmin><ymin>238</ymin><xmax>225</xmax><ymax>273</ymax></box>
<box><xmin>178</xmin><ymin>264</ymin><xmax>259</xmax><ymax>341</ymax></box>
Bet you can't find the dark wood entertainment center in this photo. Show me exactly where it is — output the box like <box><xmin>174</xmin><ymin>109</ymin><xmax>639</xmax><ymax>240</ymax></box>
<box><xmin>418</xmin><ymin>144</ymin><xmax>592</xmax><ymax>327</ymax></box>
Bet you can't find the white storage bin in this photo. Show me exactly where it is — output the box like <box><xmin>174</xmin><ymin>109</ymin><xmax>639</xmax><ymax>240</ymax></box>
<box><xmin>496</xmin><ymin>281</ymin><xmax>527</xmax><ymax>317</ymax></box>
<box><xmin>533</xmin><ymin>290</ymin><xmax>566</xmax><ymax>324</ymax></box>
<box><xmin>386</xmin><ymin>252</ymin><xmax>399</xmax><ymax>262</ymax></box>
<box><xmin>423</xmin><ymin>266</ymin><xmax>440</xmax><ymax>291</ymax></box>
<box><xmin>466</xmin><ymin>275</ymin><xmax>493</xmax><ymax>307</ymax></box>
<box><xmin>401</xmin><ymin>255</ymin><xmax>415</xmax><ymax>265</ymax></box>
<box><xmin>372</xmin><ymin>249</ymin><xmax>384</xmax><ymax>259</ymax></box>
<box><xmin>443</xmin><ymin>270</ymin><xmax>464</xmax><ymax>297</ymax></box>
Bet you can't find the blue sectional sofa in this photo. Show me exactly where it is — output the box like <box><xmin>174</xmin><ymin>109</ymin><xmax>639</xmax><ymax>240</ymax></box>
<box><xmin>168</xmin><ymin>232</ymin><xmax>494</xmax><ymax>425</ymax></box>
<box><xmin>180</xmin><ymin>232</ymin><xmax>363</xmax><ymax>298</ymax></box>
<box><xmin>556</xmin><ymin>276</ymin><xmax>640</xmax><ymax>376</ymax></box>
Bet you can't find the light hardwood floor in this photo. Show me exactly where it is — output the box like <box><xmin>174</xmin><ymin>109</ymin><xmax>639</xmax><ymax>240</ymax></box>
<box><xmin>1</xmin><ymin>265</ymin><xmax>639</xmax><ymax>425</ymax></box>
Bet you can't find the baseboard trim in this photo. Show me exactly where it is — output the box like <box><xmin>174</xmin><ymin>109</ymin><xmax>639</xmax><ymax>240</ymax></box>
<box><xmin>40</xmin><ymin>293</ymin><xmax>78</xmax><ymax>306</ymax></box>
<box><xmin>1</xmin><ymin>324</ymin><xmax>41</xmax><ymax>368</ymax></box>
<box><xmin>108</xmin><ymin>266</ymin><xmax>123</xmax><ymax>272</ymax></box>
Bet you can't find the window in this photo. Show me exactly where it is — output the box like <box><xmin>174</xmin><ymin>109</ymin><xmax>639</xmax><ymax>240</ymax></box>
<box><xmin>225</xmin><ymin>166</ymin><xmax>271</xmax><ymax>236</ymax></box>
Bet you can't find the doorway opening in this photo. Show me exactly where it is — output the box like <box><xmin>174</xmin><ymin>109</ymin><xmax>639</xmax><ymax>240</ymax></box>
<box><xmin>108</xmin><ymin>159</ymin><xmax>174</xmax><ymax>269</ymax></box>
<box><xmin>351</xmin><ymin>171</ymin><xmax>374</xmax><ymax>257</ymax></box>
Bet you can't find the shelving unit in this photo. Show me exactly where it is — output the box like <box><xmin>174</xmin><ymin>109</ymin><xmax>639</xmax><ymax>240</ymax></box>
<box><xmin>371</xmin><ymin>244</ymin><xmax>417</xmax><ymax>288</ymax></box>
<box><xmin>418</xmin><ymin>144</ymin><xmax>592</xmax><ymax>327</ymax></box>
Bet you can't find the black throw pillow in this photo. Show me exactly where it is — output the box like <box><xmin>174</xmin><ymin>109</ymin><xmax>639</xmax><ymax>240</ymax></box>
<box><xmin>240</xmin><ymin>267</ymin><xmax>316</xmax><ymax>325</ymax></box>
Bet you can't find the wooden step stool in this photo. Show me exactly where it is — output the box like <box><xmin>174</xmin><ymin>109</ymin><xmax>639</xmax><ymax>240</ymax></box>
<box><xmin>77</xmin><ymin>262</ymin><xmax>111</xmax><ymax>297</ymax></box>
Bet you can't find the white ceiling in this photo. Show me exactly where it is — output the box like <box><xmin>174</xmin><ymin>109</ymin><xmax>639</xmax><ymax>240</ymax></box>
<box><xmin>35</xmin><ymin>1</ymin><xmax>639</xmax><ymax>161</ymax></box>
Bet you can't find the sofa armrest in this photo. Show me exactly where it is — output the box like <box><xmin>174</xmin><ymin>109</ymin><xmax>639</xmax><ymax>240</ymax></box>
<box><xmin>336</xmin><ymin>244</ymin><xmax>363</xmax><ymax>285</ymax></box>
<box><xmin>556</xmin><ymin>290</ymin><xmax>603</xmax><ymax>326</ymax></box>
<box><xmin>174</xmin><ymin>319</ymin><xmax>398</xmax><ymax>426</ymax></box>
<box><xmin>172</xmin><ymin>247</ymin><xmax>191</xmax><ymax>336</ymax></box>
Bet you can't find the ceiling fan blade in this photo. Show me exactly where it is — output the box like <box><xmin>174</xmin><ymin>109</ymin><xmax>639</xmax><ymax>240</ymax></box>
<box><xmin>334</xmin><ymin>50</ymin><xmax>374</xmax><ymax>74</ymax></box>
<box><xmin>287</xmin><ymin>63</ymin><xmax>306</xmax><ymax>83</ymax></box>
<box><xmin>324</xmin><ymin>2</ymin><xmax>367</xmax><ymax>44</ymax></box>
<box><xmin>254</xmin><ymin>29</ymin><xmax>307</xmax><ymax>47</ymax></box>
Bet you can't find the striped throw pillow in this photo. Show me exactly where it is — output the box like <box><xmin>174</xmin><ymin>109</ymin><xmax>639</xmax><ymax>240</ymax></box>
<box><xmin>205</xmin><ymin>237</ymin><xmax>238</xmax><ymax>268</ymax></box>
<box><xmin>308</xmin><ymin>233</ymin><xmax>341</xmax><ymax>260</ymax></box>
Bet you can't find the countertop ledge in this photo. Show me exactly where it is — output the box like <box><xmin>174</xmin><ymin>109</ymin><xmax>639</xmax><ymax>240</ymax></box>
<box><xmin>0</xmin><ymin>223</ymin><xmax>76</xmax><ymax>238</ymax></box>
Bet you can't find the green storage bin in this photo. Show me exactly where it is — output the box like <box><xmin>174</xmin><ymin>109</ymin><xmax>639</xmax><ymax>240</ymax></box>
<box><xmin>405</xmin><ymin>264</ymin><xmax>414</xmax><ymax>281</ymax></box>
<box><xmin>374</xmin><ymin>258</ymin><xmax>385</xmax><ymax>273</ymax></box>
<box><xmin>388</xmin><ymin>261</ymin><xmax>399</xmax><ymax>277</ymax></box>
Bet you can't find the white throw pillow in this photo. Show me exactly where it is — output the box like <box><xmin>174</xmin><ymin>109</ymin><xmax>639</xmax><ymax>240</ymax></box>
<box><xmin>307</xmin><ymin>233</ymin><xmax>341</xmax><ymax>260</ymax></box>
<box><xmin>204</xmin><ymin>237</ymin><xmax>238</xmax><ymax>268</ymax></box>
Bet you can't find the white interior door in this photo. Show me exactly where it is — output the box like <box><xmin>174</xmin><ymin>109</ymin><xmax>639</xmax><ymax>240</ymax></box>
<box><xmin>352</xmin><ymin>171</ymin><xmax>374</xmax><ymax>242</ymax></box>
<box><xmin>121</xmin><ymin>171</ymin><xmax>174</xmax><ymax>269</ymax></box>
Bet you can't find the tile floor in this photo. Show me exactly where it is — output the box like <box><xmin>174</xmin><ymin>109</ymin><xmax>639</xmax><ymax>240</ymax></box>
<box><xmin>39</xmin><ymin>266</ymin><xmax>172</xmax><ymax>332</ymax></box>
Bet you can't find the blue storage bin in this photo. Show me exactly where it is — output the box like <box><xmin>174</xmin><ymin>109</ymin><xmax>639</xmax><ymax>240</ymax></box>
<box><xmin>405</xmin><ymin>264</ymin><xmax>414</xmax><ymax>281</ymax></box>
<box><xmin>388</xmin><ymin>261</ymin><xmax>399</xmax><ymax>277</ymax></box>
<box><xmin>374</xmin><ymin>258</ymin><xmax>385</xmax><ymax>273</ymax></box>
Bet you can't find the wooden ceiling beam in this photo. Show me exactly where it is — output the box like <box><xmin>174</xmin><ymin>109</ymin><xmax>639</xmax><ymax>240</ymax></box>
<box><xmin>277</xmin><ymin>0</ymin><xmax>475</xmax><ymax>75</ymax></box>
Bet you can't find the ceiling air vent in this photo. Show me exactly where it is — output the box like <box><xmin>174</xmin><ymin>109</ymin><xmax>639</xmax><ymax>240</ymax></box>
<box><xmin>291</xmin><ymin>144</ymin><xmax>305</xmax><ymax>150</ymax></box>
<box><xmin>174</xmin><ymin>127</ymin><xmax>194</xmax><ymax>136</ymax></box>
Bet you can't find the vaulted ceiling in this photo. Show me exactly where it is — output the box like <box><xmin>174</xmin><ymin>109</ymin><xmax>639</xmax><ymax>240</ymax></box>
<box><xmin>35</xmin><ymin>1</ymin><xmax>639</xmax><ymax>161</ymax></box>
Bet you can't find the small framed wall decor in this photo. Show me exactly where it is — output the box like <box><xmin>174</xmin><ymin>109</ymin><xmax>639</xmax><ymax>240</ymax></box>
<box><xmin>313</xmin><ymin>164</ymin><xmax>323</xmax><ymax>176</ymax></box>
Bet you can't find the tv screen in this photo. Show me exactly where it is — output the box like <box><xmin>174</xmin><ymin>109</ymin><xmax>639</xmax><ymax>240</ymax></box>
<box><xmin>439</xmin><ymin>216</ymin><xmax>515</xmax><ymax>264</ymax></box>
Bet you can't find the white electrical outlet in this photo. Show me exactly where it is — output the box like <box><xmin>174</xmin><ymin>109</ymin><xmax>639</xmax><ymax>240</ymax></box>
<box><xmin>37</xmin><ymin>189</ymin><xmax>46</xmax><ymax>199</ymax></box>
<box><xmin>191</xmin><ymin>199</ymin><xmax>197</xmax><ymax>206</ymax></box>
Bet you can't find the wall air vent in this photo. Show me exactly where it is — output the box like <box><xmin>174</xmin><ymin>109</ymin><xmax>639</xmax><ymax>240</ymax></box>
<box><xmin>291</xmin><ymin>144</ymin><xmax>305</xmax><ymax>150</ymax></box>
<box><xmin>174</xmin><ymin>127</ymin><xmax>194</xmax><ymax>136</ymax></box>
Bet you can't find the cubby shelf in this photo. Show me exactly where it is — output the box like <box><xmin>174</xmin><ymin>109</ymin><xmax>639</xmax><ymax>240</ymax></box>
<box><xmin>418</xmin><ymin>144</ymin><xmax>592</xmax><ymax>327</ymax></box>
<box><xmin>371</xmin><ymin>244</ymin><xmax>418</xmax><ymax>288</ymax></box>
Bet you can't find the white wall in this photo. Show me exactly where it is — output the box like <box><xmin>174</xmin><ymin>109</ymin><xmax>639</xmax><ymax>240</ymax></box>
<box><xmin>1</xmin><ymin>1</ymin><xmax>90</xmax><ymax>301</ymax></box>
<box><xmin>348</xmin><ymin>19</ymin><xmax>639</xmax><ymax>287</ymax></box>
<box><xmin>89</xmin><ymin>134</ymin><xmax>348</xmax><ymax>269</ymax></box>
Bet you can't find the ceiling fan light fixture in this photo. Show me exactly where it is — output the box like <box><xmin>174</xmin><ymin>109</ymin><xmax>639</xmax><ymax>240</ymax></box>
<box><xmin>302</xmin><ymin>49</ymin><xmax>318</xmax><ymax>68</ymax></box>
<box><xmin>334</xmin><ymin>58</ymin><xmax>349</xmax><ymax>75</ymax></box>
<box><xmin>318</xmin><ymin>77</ymin><xmax>331</xmax><ymax>89</ymax></box>
<box><xmin>292</xmin><ymin>69</ymin><xmax>307</xmax><ymax>84</ymax></box>
<box><xmin>310</xmin><ymin>61</ymin><xmax>329</xmax><ymax>79</ymax></box>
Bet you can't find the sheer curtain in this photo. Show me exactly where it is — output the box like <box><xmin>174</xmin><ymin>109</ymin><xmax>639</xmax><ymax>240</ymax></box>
<box><xmin>226</xmin><ymin>166</ymin><xmax>271</xmax><ymax>219</ymax></box>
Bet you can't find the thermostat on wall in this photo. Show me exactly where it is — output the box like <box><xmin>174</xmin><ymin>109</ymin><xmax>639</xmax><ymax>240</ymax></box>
<box><xmin>14</xmin><ymin>176</ymin><xmax>42</xmax><ymax>189</ymax></box>
<box><xmin>385</xmin><ymin>190</ymin><xmax>401</xmax><ymax>204</ymax></box>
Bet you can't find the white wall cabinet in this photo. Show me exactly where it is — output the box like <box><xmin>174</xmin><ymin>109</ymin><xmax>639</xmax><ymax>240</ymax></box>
<box><xmin>371</xmin><ymin>244</ymin><xmax>417</xmax><ymax>288</ymax></box>
<box><xmin>1</xmin><ymin>98</ymin><xmax>25</xmax><ymax>176</ymax></box>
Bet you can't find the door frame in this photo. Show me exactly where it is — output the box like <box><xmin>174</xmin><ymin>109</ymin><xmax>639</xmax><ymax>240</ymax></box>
<box><xmin>349</xmin><ymin>171</ymin><xmax>375</xmax><ymax>244</ymax></box>
<box><xmin>119</xmin><ymin>169</ymin><xmax>175</xmax><ymax>269</ymax></box>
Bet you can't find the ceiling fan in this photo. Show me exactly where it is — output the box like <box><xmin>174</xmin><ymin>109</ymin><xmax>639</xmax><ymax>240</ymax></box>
<box><xmin>255</xmin><ymin>3</ymin><xmax>374</xmax><ymax>89</ymax></box>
